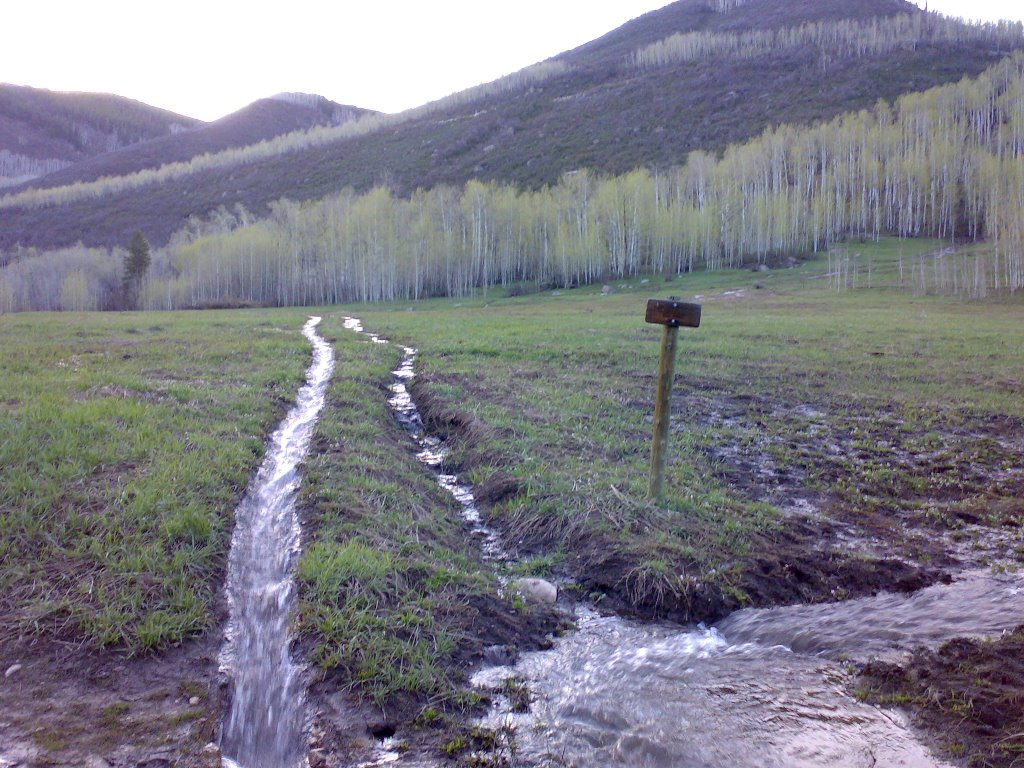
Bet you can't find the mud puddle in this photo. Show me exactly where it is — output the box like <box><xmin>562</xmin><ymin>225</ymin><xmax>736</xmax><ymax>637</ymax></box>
<box><xmin>676</xmin><ymin>389</ymin><xmax>1024</xmax><ymax>573</ymax></box>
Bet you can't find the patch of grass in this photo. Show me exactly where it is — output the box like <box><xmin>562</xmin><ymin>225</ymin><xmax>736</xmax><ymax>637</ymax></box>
<box><xmin>100</xmin><ymin>701</ymin><xmax>130</xmax><ymax>726</ymax></box>
<box><xmin>296</xmin><ymin>317</ymin><xmax>508</xmax><ymax>711</ymax></box>
<box><xmin>0</xmin><ymin>308</ymin><xmax>313</xmax><ymax>651</ymax></box>
<box><xmin>349</xmin><ymin>239</ymin><xmax>1024</xmax><ymax>618</ymax></box>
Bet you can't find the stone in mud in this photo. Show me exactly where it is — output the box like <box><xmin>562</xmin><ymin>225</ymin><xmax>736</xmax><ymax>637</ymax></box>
<box><xmin>481</xmin><ymin>644</ymin><xmax>517</xmax><ymax>666</ymax></box>
<box><xmin>511</xmin><ymin>578</ymin><xmax>558</xmax><ymax>605</ymax></box>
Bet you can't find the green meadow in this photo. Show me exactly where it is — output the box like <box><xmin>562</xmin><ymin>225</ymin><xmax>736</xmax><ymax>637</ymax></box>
<box><xmin>1</xmin><ymin>239</ymin><xmax>1021</xmax><ymax>709</ymax></box>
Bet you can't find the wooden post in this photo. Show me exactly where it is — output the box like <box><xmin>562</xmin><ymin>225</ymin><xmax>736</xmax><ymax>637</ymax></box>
<box><xmin>645</xmin><ymin>298</ymin><xmax>701</xmax><ymax>502</ymax></box>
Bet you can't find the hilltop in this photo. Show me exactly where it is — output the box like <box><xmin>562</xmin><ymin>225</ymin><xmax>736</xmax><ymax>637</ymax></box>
<box><xmin>1</xmin><ymin>0</ymin><xmax>1023</xmax><ymax>250</ymax></box>
<box><xmin>16</xmin><ymin>94</ymin><xmax>374</xmax><ymax>191</ymax></box>
<box><xmin>0</xmin><ymin>84</ymin><xmax>199</xmax><ymax>188</ymax></box>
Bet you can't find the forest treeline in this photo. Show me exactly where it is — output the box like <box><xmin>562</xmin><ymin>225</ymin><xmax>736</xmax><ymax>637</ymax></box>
<box><xmin>634</xmin><ymin>13</ymin><xmax>1024</xmax><ymax>69</ymax></box>
<box><xmin>2</xmin><ymin>52</ymin><xmax>1024</xmax><ymax>312</ymax></box>
<box><xmin>0</xmin><ymin>151</ymin><xmax>71</xmax><ymax>188</ymax></box>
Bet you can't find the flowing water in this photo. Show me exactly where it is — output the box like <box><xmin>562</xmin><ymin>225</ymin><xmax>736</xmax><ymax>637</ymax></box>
<box><xmin>343</xmin><ymin>317</ymin><xmax>508</xmax><ymax>561</ymax></box>
<box><xmin>474</xmin><ymin>571</ymin><xmax>1024</xmax><ymax>768</ymax></box>
<box><xmin>219</xmin><ymin>317</ymin><xmax>335</xmax><ymax>768</ymax></box>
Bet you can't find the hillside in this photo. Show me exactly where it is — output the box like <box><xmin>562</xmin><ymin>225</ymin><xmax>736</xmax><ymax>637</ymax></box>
<box><xmin>15</xmin><ymin>95</ymin><xmax>375</xmax><ymax>191</ymax></box>
<box><xmin>0</xmin><ymin>84</ymin><xmax>199</xmax><ymax>188</ymax></box>
<box><xmin>2</xmin><ymin>0</ymin><xmax>1023</xmax><ymax>250</ymax></box>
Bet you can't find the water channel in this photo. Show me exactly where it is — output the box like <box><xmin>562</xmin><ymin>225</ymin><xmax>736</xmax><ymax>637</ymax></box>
<box><xmin>219</xmin><ymin>316</ymin><xmax>335</xmax><ymax>768</ymax></box>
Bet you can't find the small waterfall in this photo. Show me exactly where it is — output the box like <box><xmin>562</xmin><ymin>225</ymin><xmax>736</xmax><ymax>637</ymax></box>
<box><xmin>219</xmin><ymin>317</ymin><xmax>335</xmax><ymax>768</ymax></box>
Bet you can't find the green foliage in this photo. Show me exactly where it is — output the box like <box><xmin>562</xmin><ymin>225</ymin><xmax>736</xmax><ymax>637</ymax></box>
<box><xmin>9</xmin><ymin>49</ymin><xmax>1024</xmax><ymax>312</ymax></box>
<box><xmin>634</xmin><ymin>14</ymin><xmax>1024</xmax><ymax>69</ymax></box>
<box><xmin>121</xmin><ymin>231</ymin><xmax>151</xmax><ymax>310</ymax></box>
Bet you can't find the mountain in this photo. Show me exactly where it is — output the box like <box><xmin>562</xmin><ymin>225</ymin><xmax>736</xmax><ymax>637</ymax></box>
<box><xmin>2</xmin><ymin>0</ymin><xmax>1022</xmax><ymax>251</ymax></box>
<box><xmin>0</xmin><ymin>84</ymin><xmax>199</xmax><ymax>188</ymax></box>
<box><xmin>17</xmin><ymin>95</ymin><xmax>375</xmax><ymax>191</ymax></box>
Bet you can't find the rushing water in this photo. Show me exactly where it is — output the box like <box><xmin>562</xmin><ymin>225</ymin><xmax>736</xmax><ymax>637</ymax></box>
<box><xmin>219</xmin><ymin>317</ymin><xmax>335</xmax><ymax>768</ymax></box>
<box><xmin>474</xmin><ymin>571</ymin><xmax>1024</xmax><ymax>768</ymax></box>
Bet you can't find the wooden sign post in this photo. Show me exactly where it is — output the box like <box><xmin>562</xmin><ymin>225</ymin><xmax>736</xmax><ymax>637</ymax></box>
<box><xmin>645</xmin><ymin>298</ymin><xmax>702</xmax><ymax>502</ymax></box>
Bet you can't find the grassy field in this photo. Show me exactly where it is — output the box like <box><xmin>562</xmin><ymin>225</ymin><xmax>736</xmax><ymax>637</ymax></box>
<box><xmin>295</xmin><ymin>318</ymin><xmax>535</xmax><ymax>717</ymax></box>
<box><xmin>0</xmin><ymin>308</ymin><xmax>313</xmax><ymax>651</ymax></box>
<box><xmin>1</xmin><ymin>238</ymin><xmax>1022</xmax><ymax>763</ymax></box>
<box><xmin>352</xmin><ymin>239</ymin><xmax>1024</xmax><ymax>619</ymax></box>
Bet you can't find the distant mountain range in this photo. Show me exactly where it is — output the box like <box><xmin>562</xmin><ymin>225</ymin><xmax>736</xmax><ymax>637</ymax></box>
<box><xmin>2</xmin><ymin>0</ymin><xmax>1022</xmax><ymax>251</ymax></box>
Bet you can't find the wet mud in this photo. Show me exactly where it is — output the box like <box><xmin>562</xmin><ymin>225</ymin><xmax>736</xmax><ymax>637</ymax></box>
<box><xmin>858</xmin><ymin>625</ymin><xmax>1024</xmax><ymax>768</ymax></box>
<box><xmin>0</xmin><ymin>631</ymin><xmax>223</xmax><ymax>768</ymax></box>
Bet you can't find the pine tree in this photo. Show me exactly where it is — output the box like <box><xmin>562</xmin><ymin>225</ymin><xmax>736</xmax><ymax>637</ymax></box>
<box><xmin>122</xmin><ymin>230</ymin><xmax>151</xmax><ymax>309</ymax></box>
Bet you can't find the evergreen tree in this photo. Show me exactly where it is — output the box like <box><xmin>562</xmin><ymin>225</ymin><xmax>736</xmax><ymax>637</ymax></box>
<box><xmin>122</xmin><ymin>230</ymin><xmax>150</xmax><ymax>309</ymax></box>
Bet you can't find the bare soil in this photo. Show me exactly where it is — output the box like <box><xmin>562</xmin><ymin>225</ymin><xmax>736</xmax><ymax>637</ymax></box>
<box><xmin>0</xmin><ymin>631</ymin><xmax>224</xmax><ymax>768</ymax></box>
<box><xmin>857</xmin><ymin>627</ymin><xmax>1024</xmax><ymax>768</ymax></box>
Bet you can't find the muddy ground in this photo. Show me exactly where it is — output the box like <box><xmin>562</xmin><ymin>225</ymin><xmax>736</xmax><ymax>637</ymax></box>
<box><xmin>0</xmin><ymin>591</ymin><xmax>562</xmax><ymax>768</ymax></box>
<box><xmin>857</xmin><ymin>627</ymin><xmax>1024</xmax><ymax>768</ymax></box>
<box><xmin>0</xmin><ymin>630</ymin><xmax>223</xmax><ymax>768</ymax></box>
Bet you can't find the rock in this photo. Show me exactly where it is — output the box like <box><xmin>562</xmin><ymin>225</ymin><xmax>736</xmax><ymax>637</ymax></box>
<box><xmin>201</xmin><ymin>743</ymin><xmax>220</xmax><ymax>755</ymax></box>
<box><xmin>481</xmin><ymin>644</ymin><xmax>517</xmax><ymax>666</ymax></box>
<box><xmin>309</xmin><ymin>748</ymin><xmax>328</xmax><ymax>768</ymax></box>
<box><xmin>4</xmin><ymin>663</ymin><xmax>22</xmax><ymax>678</ymax></box>
<box><xmin>188</xmin><ymin>696</ymin><xmax>201</xmax><ymax>706</ymax></box>
<box><xmin>511</xmin><ymin>578</ymin><xmax>558</xmax><ymax>605</ymax></box>
<box><xmin>136</xmin><ymin>753</ymin><xmax>172</xmax><ymax>768</ymax></box>
<box><xmin>85</xmin><ymin>757</ymin><xmax>112</xmax><ymax>768</ymax></box>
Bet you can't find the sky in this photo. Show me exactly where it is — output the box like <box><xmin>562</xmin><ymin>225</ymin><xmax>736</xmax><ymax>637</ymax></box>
<box><xmin>2</xmin><ymin>0</ymin><xmax>1023</xmax><ymax>122</ymax></box>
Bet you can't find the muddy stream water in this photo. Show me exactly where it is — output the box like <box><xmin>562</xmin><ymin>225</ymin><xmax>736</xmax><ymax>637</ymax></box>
<box><xmin>347</xmin><ymin>319</ymin><xmax>1024</xmax><ymax>768</ymax></box>
<box><xmin>219</xmin><ymin>317</ymin><xmax>335</xmax><ymax>768</ymax></box>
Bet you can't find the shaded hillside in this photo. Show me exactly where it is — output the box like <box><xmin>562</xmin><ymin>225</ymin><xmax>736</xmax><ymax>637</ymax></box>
<box><xmin>561</xmin><ymin>0</ymin><xmax>916</xmax><ymax>66</ymax></box>
<box><xmin>2</xmin><ymin>0</ymin><xmax>1022</xmax><ymax>250</ymax></box>
<box><xmin>0</xmin><ymin>84</ymin><xmax>198</xmax><ymax>187</ymax></box>
<box><xmin>18</xmin><ymin>96</ymin><xmax>374</xmax><ymax>191</ymax></box>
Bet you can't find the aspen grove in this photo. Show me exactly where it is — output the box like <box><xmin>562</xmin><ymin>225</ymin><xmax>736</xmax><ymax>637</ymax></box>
<box><xmin>2</xmin><ymin>52</ymin><xmax>1024</xmax><ymax>312</ymax></box>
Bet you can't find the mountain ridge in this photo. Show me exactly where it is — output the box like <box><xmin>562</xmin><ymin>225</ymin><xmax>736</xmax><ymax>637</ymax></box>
<box><xmin>2</xmin><ymin>0</ymin><xmax>1022</xmax><ymax>251</ymax></box>
<box><xmin>0</xmin><ymin>84</ymin><xmax>199</xmax><ymax>188</ymax></box>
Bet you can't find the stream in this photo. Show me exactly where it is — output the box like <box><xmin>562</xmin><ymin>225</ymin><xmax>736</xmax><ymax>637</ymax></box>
<box><xmin>219</xmin><ymin>317</ymin><xmax>335</xmax><ymax>768</ymax></box>
<box><xmin>474</xmin><ymin>571</ymin><xmax>1024</xmax><ymax>768</ymax></box>
<box><xmin>344</xmin><ymin>318</ymin><xmax>1024</xmax><ymax>768</ymax></box>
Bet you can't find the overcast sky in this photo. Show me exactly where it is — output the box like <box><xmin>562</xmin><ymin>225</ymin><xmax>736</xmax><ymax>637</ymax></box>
<box><xmin>2</xmin><ymin>0</ymin><xmax>1022</xmax><ymax>122</ymax></box>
